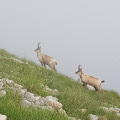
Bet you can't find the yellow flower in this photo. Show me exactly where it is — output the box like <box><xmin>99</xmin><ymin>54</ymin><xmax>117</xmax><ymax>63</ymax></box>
<box><xmin>112</xmin><ymin>98</ymin><xmax>114</xmax><ymax>100</ymax></box>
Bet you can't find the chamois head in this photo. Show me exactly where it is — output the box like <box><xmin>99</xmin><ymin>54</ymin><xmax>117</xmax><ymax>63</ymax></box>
<box><xmin>35</xmin><ymin>42</ymin><xmax>41</xmax><ymax>52</ymax></box>
<box><xmin>75</xmin><ymin>65</ymin><xmax>82</xmax><ymax>74</ymax></box>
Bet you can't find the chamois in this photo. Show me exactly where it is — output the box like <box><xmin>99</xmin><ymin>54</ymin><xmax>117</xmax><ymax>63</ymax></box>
<box><xmin>75</xmin><ymin>65</ymin><xmax>105</xmax><ymax>92</ymax></box>
<box><xmin>35</xmin><ymin>43</ymin><xmax>57</xmax><ymax>71</ymax></box>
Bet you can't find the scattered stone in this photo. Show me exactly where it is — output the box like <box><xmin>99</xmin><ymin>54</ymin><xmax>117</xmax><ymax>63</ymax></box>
<box><xmin>0</xmin><ymin>114</ymin><xmax>7</xmax><ymax>120</ymax></box>
<box><xmin>0</xmin><ymin>90</ymin><xmax>6</xmax><ymax>97</ymax></box>
<box><xmin>68</xmin><ymin>117</ymin><xmax>76</xmax><ymax>120</ymax></box>
<box><xmin>89</xmin><ymin>114</ymin><xmax>99</xmax><ymax>120</ymax></box>
<box><xmin>39</xmin><ymin>83</ymin><xmax>44</xmax><ymax>87</ymax></box>
<box><xmin>81</xmin><ymin>109</ymin><xmax>87</xmax><ymax>112</ymax></box>
<box><xmin>102</xmin><ymin>107</ymin><xmax>120</xmax><ymax>117</ymax></box>
<box><xmin>40</xmin><ymin>83</ymin><xmax>59</xmax><ymax>95</ymax></box>
<box><xmin>45</xmin><ymin>86</ymin><xmax>59</xmax><ymax>95</ymax></box>
<box><xmin>0</xmin><ymin>81</ymin><xmax>4</xmax><ymax>89</ymax></box>
<box><xmin>13</xmin><ymin>83</ymin><xmax>22</xmax><ymax>89</ymax></box>
<box><xmin>68</xmin><ymin>117</ymin><xmax>81</xmax><ymax>120</ymax></box>
<box><xmin>11</xmin><ymin>57</ymin><xmax>24</xmax><ymax>64</ymax></box>
<box><xmin>6</xmin><ymin>79</ymin><xmax>14</xmax><ymax>84</ymax></box>
<box><xmin>44</xmin><ymin>96</ymin><xmax>62</xmax><ymax>110</ymax></box>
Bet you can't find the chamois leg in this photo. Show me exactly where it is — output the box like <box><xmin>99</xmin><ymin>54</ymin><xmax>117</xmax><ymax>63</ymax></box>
<box><xmin>40</xmin><ymin>61</ymin><xmax>44</xmax><ymax>66</ymax></box>
<box><xmin>83</xmin><ymin>83</ymin><xmax>87</xmax><ymax>88</ymax></box>
<box><xmin>53</xmin><ymin>66</ymin><xmax>56</xmax><ymax>71</ymax></box>
<box><xmin>43</xmin><ymin>63</ymin><xmax>46</xmax><ymax>68</ymax></box>
<box><xmin>94</xmin><ymin>86</ymin><xmax>104</xmax><ymax>92</ymax></box>
<box><xmin>94</xmin><ymin>86</ymin><xmax>99</xmax><ymax>91</ymax></box>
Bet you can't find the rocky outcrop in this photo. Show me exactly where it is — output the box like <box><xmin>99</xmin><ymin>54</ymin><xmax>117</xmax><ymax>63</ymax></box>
<box><xmin>0</xmin><ymin>78</ymin><xmax>66</xmax><ymax>115</ymax></box>
<box><xmin>1</xmin><ymin>78</ymin><xmax>120</xmax><ymax>120</ymax></box>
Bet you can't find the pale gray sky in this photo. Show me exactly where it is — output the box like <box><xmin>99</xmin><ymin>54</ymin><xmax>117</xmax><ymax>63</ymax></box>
<box><xmin>0</xmin><ymin>0</ymin><xmax>120</xmax><ymax>93</ymax></box>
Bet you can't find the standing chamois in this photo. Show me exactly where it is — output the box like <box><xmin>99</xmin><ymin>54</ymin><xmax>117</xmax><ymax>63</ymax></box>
<box><xmin>75</xmin><ymin>65</ymin><xmax>105</xmax><ymax>92</ymax></box>
<box><xmin>35</xmin><ymin>43</ymin><xmax>57</xmax><ymax>71</ymax></box>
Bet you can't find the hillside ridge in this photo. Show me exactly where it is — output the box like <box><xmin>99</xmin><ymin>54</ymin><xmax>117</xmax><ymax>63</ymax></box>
<box><xmin>0</xmin><ymin>49</ymin><xmax>120</xmax><ymax>120</ymax></box>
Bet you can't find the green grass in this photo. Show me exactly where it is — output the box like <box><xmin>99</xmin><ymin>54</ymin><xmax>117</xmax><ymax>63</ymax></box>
<box><xmin>0</xmin><ymin>89</ymin><xmax>67</xmax><ymax>120</ymax></box>
<box><xmin>0</xmin><ymin>49</ymin><xmax>120</xmax><ymax>120</ymax></box>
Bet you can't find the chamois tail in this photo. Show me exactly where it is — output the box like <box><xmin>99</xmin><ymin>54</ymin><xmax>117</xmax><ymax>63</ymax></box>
<box><xmin>101</xmin><ymin>80</ymin><xmax>105</xmax><ymax>83</ymax></box>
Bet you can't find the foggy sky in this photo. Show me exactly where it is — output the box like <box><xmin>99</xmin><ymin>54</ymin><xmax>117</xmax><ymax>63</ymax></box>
<box><xmin>0</xmin><ymin>0</ymin><xmax>120</xmax><ymax>93</ymax></box>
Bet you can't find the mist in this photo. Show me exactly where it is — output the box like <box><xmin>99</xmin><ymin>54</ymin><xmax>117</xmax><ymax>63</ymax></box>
<box><xmin>0</xmin><ymin>0</ymin><xmax>120</xmax><ymax>93</ymax></box>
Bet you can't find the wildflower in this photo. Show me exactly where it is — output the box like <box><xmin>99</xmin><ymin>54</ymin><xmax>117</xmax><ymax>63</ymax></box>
<box><xmin>112</xmin><ymin>98</ymin><xmax>114</xmax><ymax>100</ymax></box>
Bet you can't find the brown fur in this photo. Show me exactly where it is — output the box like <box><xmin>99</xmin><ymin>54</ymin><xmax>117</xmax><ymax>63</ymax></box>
<box><xmin>75</xmin><ymin>65</ymin><xmax>105</xmax><ymax>92</ymax></box>
<box><xmin>35</xmin><ymin>44</ymin><xmax>57</xmax><ymax>71</ymax></box>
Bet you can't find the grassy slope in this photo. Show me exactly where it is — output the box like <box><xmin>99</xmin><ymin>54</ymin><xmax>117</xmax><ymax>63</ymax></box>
<box><xmin>0</xmin><ymin>49</ymin><xmax>120</xmax><ymax>120</ymax></box>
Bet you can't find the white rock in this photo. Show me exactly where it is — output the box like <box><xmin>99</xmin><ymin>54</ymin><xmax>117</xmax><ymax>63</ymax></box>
<box><xmin>45</xmin><ymin>86</ymin><xmax>59</xmax><ymax>94</ymax></box>
<box><xmin>68</xmin><ymin>117</ymin><xmax>76</xmax><ymax>120</ymax></box>
<box><xmin>102</xmin><ymin>107</ymin><xmax>120</xmax><ymax>117</ymax></box>
<box><xmin>81</xmin><ymin>109</ymin><xmax>87</xmax><ymax>112</ymax></box>
<box><xmin>0</xmin><ymin>78</ymin><xmax>65</xmax><ymax>114</ymax></box>
<box><xmin>116</xmin><ymin>113</ymin><xmax>120</xmax><ymax>116</ymax></box>
<box><xmin>45</xmin><ymin>96</ymin><xmax>62</xmax><ymax>109</ymax></box>
<box><xmin>0</xmin><ymin>81</ymin><xmax>4</xmax><ymax>89</ymax></box>
<box><xmin>22</xmin><ymin>99</ymin><xmax>31</xmax><ymax>106</ymax></box>
<box><xmin>39</xmin><ymin>83</ymin><xmax>44</xmax><ymax>87</ymax></box>
<box><xmin>19</xmin><ymin>89</ymin><xmax>27</xmax><ymax>97</ymax></box>
<box><xmin>0</xmin><ymin>114</ymin><xmax>7</xmax><ymax>120</ymax></box>
<box><xmin>114</xmin><ymin>107</ymin><xmax>120</xmax><ymax>111</ymax></box>
<box><xmin>45</xmin><ymin>96</ymin><xmax>58</xmax><ymax>101</ymax></box>
<box><xmin>41</xmin><ymin>106</ymin><xmax>54</xmax><ymax>111</ymax></box>
<box><xmin>33</xmin><ymin>96</ymin><xmax>41</xmax><ymax>106</ymax></box>
<box><xmin>39</xmin><ymin>98</ymin><xmax>45</xmax><ymax>106</ymax></box>
<box><xmin>34</xmin><ymin>96</ymin><xmax>41</xmax><ymax>101</ymax></box>
<box><xmin>14</xmin><ymin>83</ymin><xmax>22</xmax><ymax>89</ymax></box>
<box><xmin>34</xmin><ymin>100</ymin><xmax>41</xmax><ymax>106</ymax></box>
<box><xmin>45</xmin><ymin>86</ymin><xmax>52</xmax><ymax>92</ymax></box>
<box><xmin>24</xmin><ymin>92</ymin><xmax>35</xmax><ymax>102</ymax></box>
<box><xmin>89</xmin><ymin>114</ymin><xmax>99</xmax><ymax>120</ymax></box>
<box><xmin>102</xmin><ymin>107</ymin><xmax>109</xmax><ymax>111</ymax></box>
<box><xmin>6</xmin><ymin>79</ymin><xmax>14</xmax><ymax>84</ymax></box>
<box><xmin>53</xmin><ymin>89</ymin><xmax>59</xmax><ymax>94</ymax></box>
<box><xmin>11</xmin><ymin>57</ymin><xmax>24</xmax><ymax>64</ymax></box>
<box><xmin>0</xmin><ymin>90</ymin><xmax>6</xmax><ymax>97</ymax></box>
<box><xmin>59</xmin><ymin>108</ymin><xmax>67</xmax><ymax>115</ymax></box>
